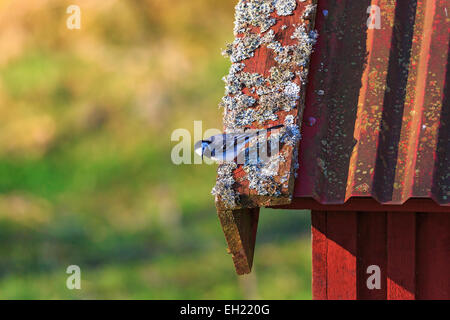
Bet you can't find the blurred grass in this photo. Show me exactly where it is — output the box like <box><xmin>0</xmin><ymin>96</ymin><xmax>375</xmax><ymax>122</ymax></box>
<box><xmin>0</xmin><ymin>0</ymin><xmax>312</xmax><ymax>299</ymax></box>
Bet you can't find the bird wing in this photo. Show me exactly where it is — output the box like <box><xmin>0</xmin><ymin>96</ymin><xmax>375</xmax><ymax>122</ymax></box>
<box><xmin>196</xmin><ymin>125</ymin><xmax>284</xmax><ymax>163</ymax></box>
<box><xmin>207</xmin><ymin>133</ymin><xmax>248</xmax><ymax>163</ymax></box>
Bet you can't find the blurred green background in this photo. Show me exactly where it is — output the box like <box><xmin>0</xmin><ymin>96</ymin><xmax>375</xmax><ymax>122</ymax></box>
<box><xmin>0</xmin><ymin>0</ymin><xmax>311</xmax><ymax>299</ymax></box>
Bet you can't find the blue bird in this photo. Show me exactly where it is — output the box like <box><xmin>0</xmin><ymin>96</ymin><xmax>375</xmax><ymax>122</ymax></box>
<box><xmin>194</xmin><ymin>124</ymin><xmax>284</xmax><ymax>164</ymax></box>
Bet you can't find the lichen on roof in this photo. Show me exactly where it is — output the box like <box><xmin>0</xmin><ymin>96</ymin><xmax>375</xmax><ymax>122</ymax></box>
<box><xmin>212</xmin><ymin>163</ymin><xmax>239</xmax><ymax>208</ymax></box>
<box><xmin>274</xmin><ymin>0</ymin><xmax>297</xmax><ymax>16</ymax></box>
<box><xmin>234</xmin><ymin>0</ymin><xmax>276</xmax><ymax>34</ymax></box>
<box><xmin>214</xmin><ymin>0</ymin><xmax>318</xmax><ymax>208</ymax></box>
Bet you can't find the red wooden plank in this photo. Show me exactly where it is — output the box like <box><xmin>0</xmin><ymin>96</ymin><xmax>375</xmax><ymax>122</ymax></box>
<box><xmin>356</xmin><ymin>212</ymin><xmax>387</xmax><ymax>300</ymax></box>
<box><xmin>326</xmin><ymin>212</ymin><xmax>357</xmax><ymax>300</ymax></box>
<box><xmin>387</xmin><ymin>212</ymin><xmax>416</xmax><ymax>300</ymax></box>
<box><xmin>416</xmin><ymin>213</ymin><xmax>450</xmax><ymax>299</ymax></box>
<box><xmin>273</xmin><ymin>197</ymin><xmax>450</xmax><ymax>212</ymax></box>
<box><xmin>311</xmin><ymin>211</ymin><xmax>327</xmax><ymax>300</ymax></box>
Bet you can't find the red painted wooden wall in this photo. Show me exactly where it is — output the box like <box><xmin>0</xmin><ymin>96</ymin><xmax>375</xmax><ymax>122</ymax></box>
<box><xmin>311</xmin><ymin>211</ymin><xmax>449</xmax><ymax>300</ymax></box>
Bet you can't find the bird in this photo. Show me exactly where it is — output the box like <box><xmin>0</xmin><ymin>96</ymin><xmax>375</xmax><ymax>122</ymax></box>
<box><xmin>195</xmin><ymin>124</ymin><xmax>284</xmax><ymax>164</ymax></box>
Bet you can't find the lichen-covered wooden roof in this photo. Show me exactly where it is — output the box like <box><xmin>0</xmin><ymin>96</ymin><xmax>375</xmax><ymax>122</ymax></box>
<box><xmin>214</xmin><ymin>0</ymin><xmax>319</xmax><ymax>211</ymax></box>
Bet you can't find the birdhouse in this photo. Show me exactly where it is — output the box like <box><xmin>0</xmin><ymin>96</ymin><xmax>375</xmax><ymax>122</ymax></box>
<box><xmin>214</xmin><ymin>0</ymin><xmax>449</xmax><ymax>300</ymax></box>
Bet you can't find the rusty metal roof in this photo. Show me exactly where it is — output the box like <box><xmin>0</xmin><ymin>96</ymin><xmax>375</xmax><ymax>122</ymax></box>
<box><xmin>294</xmin><ymin>0</ymin><xmax>450</xmax><ymax>206</ymax></box>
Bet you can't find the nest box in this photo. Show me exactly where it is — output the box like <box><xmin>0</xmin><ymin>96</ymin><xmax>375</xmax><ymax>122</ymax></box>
<box><xmin>214</xmin><ymin>0</ymin><xmax>449</xmax><ymax>300</ymax></box>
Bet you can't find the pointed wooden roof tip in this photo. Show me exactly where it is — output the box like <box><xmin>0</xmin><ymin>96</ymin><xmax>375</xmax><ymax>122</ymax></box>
<box><xmin>217</xmin><ymin>207</ymin><xmax>260</xmax><ymax>275</ymax></box>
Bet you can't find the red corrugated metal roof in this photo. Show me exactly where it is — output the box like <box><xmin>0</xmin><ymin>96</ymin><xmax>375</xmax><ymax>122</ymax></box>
<box><xmin>295</xmin><ymin>0</ymin><xmax>450</xmax><ymax>206</ymax></box>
